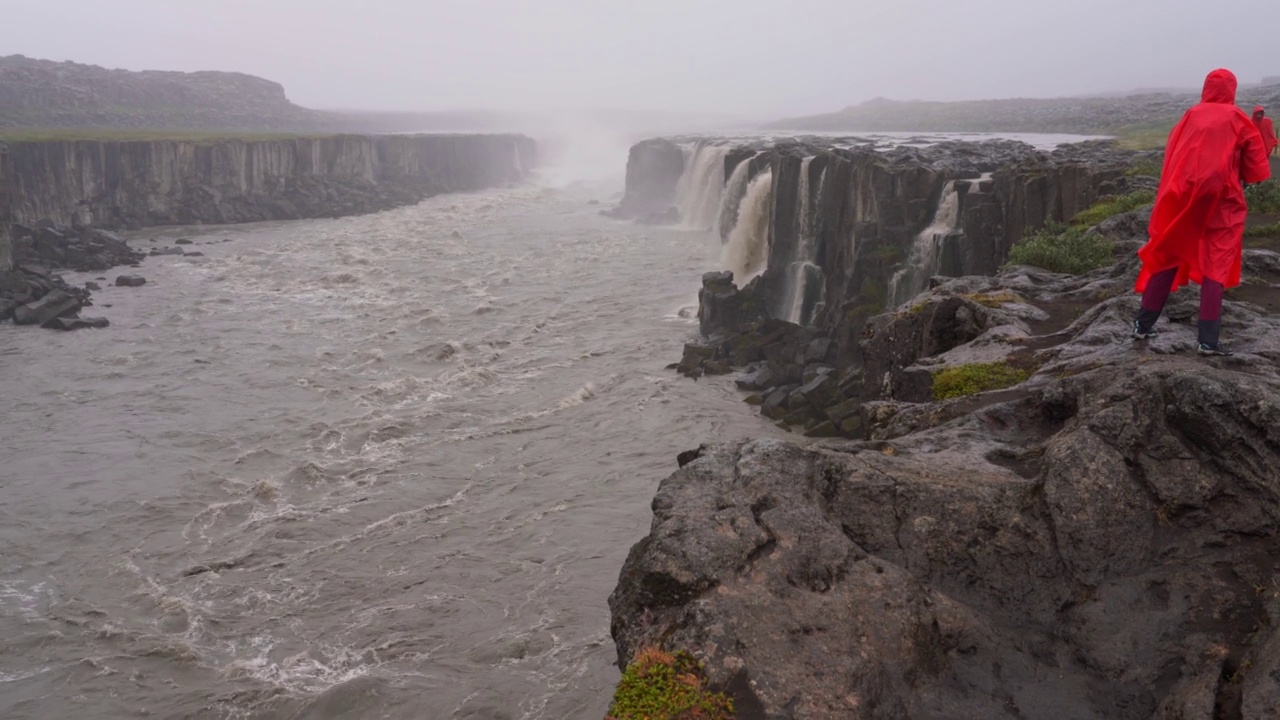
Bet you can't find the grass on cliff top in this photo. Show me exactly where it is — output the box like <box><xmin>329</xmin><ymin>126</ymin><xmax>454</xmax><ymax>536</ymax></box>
<box><xmin>0</xmin><ymin>128</ymin><xmax>341</xmax><ymax>143</ymax></box>
<box><xmin>1070</xmin><ymin>189</ymin><xmax>1157</xmax><ymax>227</ymax></box>
<box><xmin>1006</xmin><ymin>220</ymin><xmax>1115</xmax><ymax>275</ymax></box>
<box><xmin>933</xmin><ymin>362</ymin><xmax>1030</xmax><ymax>401</ymax></box>
<box><xmin>1105</xmin><ymin>119</ymin><xmax>1177</xmax><ymax>150</ymax></box>
<box><xmin>606</xmin><ymin>646</ymin><xmax>733</xmax><ymax>720</ymax></box>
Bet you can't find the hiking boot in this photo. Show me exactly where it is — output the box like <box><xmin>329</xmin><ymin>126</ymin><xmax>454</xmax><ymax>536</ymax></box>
<box><xmin>1132</xmin><ymin>320</ymin><xmax>1158</xmax><ymax>340</ymax></box>
<box><xmin>1197</xmin><ymin>342</ymin><xmax>1234</xmax><ymax>357</ymax></box>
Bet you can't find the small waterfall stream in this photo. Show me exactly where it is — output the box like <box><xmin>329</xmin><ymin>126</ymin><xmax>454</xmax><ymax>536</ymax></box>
<box><xmin>779</xmin><ymin>159</ymin><xmax>825</xmax><ymax>326</ymax></box>
<box><xmin>887</xmin><ymin>180</ymin><xmax>962</xmax><ymax>307</ymax></box>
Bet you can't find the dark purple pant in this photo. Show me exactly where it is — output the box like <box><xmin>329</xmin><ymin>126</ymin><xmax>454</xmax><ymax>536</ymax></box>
<box><xmin>1136</xmin><ymin>267</ymin><xmax>1224</xmax><ymax>346</ymax></box>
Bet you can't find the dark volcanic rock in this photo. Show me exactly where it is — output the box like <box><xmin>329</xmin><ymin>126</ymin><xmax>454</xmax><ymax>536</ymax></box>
<box><xmin>616</xmin><ymin>200</ymin><xmax>1280</xmax><ymax>716</ymax></box>
<box><xmin>115</xmin><ymin>274</ymin><xmax>146</xmax><ymax>287</ymax></box>
<box><xmin>47</xmin><ymin>316</ymin><xmax>109</xmax><ymax>331</ymax></box>
<box><xmin>604</xmin><ymin>138</ymin><xmax>685</xmax><ymax>221</ymax></box>
<box><xmin>612</xmin><ymin>360</ymin><xmax>1280</xmax><ymax>717</ymax></box>
<box><xmin>13</xmin><ymin>290</ymin><xmax>82</xmax><ymax>326</ymax></box>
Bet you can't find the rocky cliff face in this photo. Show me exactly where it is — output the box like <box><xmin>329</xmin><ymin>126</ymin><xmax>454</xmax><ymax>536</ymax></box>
<box><xmin>6</xmin><ymin>133</ymin><xmax>536</xmax><ymax>228</ymax></box>
<box><xmin>612</xmin><ymin>213</ymin><xmax>1280</xmax><ymax>718</ymax></box>
<box><xmin>0</xmin><ymin>146</ymin><xmax>12</xmax><ymax>271</ymax></box>
<box><xmin>620</xmin><ymin>137</ymin><xmax>1133</xmax><ymax>435</ymax></box>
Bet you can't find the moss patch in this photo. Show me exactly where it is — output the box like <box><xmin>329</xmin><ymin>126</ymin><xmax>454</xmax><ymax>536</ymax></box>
<box><xmin>1006</xmin><ymin>221</ymin><xmax>1115</xmax><ymax>275</ymax></box>
<box><xmin>933</xmin><ymin>362</ymin><xmax>1030</xmax><ymax>400</ymax></box>
<box><xmin>962</xmin><ymin>290</ymin><xmax>1023</xmax><ymax>308</ymax></box>
<box><xmin>1125</xmin><ymin>158</ymin><xmax>1163</xmax><ymax>178</ymax></box>
<box><xmin>1070</xmin><ymin>190</ymin><xmax>1157</xmax><ymax>227</ymax></box>
<box><xmin>606</xmin><ymin>646</ymin><xmax>734</xmax><ymax>720</ymax></box>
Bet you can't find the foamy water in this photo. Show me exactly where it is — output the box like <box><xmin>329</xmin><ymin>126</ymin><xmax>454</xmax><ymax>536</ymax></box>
<box><xmin>0</xmin><ymin>171</ymin><xmax>786</xmax><ymax>719</ymax></box>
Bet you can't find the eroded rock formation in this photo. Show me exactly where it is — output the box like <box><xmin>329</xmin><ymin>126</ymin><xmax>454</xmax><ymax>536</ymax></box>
<box><xmin>613</xmin><ymin>212</ymin><xmax>1280</xmax><ymax>718</ymax></box>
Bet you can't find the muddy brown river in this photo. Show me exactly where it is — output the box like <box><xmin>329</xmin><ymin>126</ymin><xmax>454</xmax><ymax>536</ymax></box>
<box><xmin>0</xmin><ymin>170</ymin><xmax>785</xmax><ymax>719</ymax></box>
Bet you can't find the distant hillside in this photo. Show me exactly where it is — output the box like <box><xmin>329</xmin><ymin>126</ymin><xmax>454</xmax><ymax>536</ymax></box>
<box><xmin>767</xmin><ymin>84</ymin><xmax>1280</xmax><ymax>137</ymax></box>
<box><xmin>0</xmin><ymin>55</ymin><xmax>333</xmax><ymax>132</ymax></box>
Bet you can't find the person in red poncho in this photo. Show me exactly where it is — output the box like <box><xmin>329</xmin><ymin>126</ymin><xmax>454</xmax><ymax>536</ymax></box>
<box><xmin>1132</xmin><ymin>68</ymin><xmax>1272</xmax><ymax>356</ymax></box>
<box><xmin>1253</xmin><ymin>106</ymin><xmax>1279</xmax><ymax>156</ymax></box>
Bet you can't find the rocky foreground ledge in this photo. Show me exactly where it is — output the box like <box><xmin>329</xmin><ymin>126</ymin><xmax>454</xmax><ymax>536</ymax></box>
<box><xmin>611</xmin><ymin>212</ymin><xmax>1280</xmax><ymax>718</ymax></box>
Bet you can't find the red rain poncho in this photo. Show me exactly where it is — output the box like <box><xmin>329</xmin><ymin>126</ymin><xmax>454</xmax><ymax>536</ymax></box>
<box><xmin>1136</xmin><ymin>69</ymin><xmax>1272</xmax><ymax>293</ymax></box>
<box><xmin>1254</xmin><ymin>106</ymin><xmax>1279</xmax><ymax>156</ymax></box>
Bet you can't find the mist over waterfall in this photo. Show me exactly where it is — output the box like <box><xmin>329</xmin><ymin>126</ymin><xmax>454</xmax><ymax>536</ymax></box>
<box><xmin>887</xmin><ymin>180</ymin><xmax>962</xmax><ymax>307</ymax></box>
<box><xmin>673</xmin><ymin>143</ymin><xmax>730</xmax><ymax>230</ymax></box>
<box><xmin>721</xmin><ymin>170</ymin><xmax>774</xmax><ymax>281</ymax></box>
<box><xmin>778</xmin><ymin>159</ymin><xmax>827</xmax><ymax>326</ymax></box>
<box><xmin>717</xmin><ymin>154</ymin><xmax>758</xmax><ymax>241</ymax></box>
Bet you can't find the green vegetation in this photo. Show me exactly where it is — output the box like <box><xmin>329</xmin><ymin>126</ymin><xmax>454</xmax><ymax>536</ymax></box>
<box><xmin>1006</xmin><ymin>221</ymin><xmax>1115</xmax><ymax>275</ymax></box>
<box><xmin>1124</xmin><ymin>158</ymin><xmax>1163</xmax><ymax>178</ymax></box>
<box><xmin>933</xmin><ymin>362</ymin><xmax>1030</xmax><ymax>401</ymax></box>
<box><xmin>1106</xmin><ymin>120</ymin><xmax>1178</xmax><ymax>150</ymax></box>
<box><xmin>1246</xmin><ymin>180</ymin><xmax>1280</xmax><ymax>215</ymax></box>
<box><xmin>1070</xmin><ymin>190</ymin><xmax>1157</xmax><ymax>227</ymax></box>
<box><xmin>0</xmin><ymin>128</ymin><xmax>339</xmax><ymax>143</ymax></box>
<box><xmin>1246</xmin><ymin>222</ymin><xmax>1280</xmax><ymax>239</ymax></box>
<box><xmin>606</xmin><ymin>646</ymin><xmax>734</xmax><ymax>720</ymax></box>
<box><xmin>962</xmin><ymin>290</ymin><xmax>1023</xmax><ymax>308</ymax></box>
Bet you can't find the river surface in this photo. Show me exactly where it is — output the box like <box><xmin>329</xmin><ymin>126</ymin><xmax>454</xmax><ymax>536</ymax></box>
<box><xmin>0</xmin><ymin>169</ymin><xmax>787</xmax><ymax>719</ymax></box>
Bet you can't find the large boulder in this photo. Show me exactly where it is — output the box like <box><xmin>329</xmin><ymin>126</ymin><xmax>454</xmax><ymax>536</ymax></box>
<box><xmin>13</xmin><ymin>290</ymin><xmax>82</xmax><ymax>326</ymax></box>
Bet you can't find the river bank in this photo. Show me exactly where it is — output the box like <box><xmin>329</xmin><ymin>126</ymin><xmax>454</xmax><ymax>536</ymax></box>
<box><xmin>606</xmin><ymin>136</ymin><xmax>1280</xmax><ymax>717</ymax></box>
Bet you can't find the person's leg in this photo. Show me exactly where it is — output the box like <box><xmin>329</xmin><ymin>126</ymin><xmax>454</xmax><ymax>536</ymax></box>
<box><xmin>1197</xmin><ymin>278</ymin><xmax>1230</xmax><ymax>354</ymax></box>
<box><xmin>1134</xmin><ymin>267</ymin><xmax>1178</xmax><ymax>336</ymax></box>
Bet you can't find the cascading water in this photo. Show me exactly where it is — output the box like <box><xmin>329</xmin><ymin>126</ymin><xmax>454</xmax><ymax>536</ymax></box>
<box><xmin>673</xmin><ymin>143</ymin><xmax>730</xmax><ymax>230</ymax></box>
<box><xmin>721</xmin><ymin>170</ymin><xmax>774</xmax><ymax>281</ymax></box>
<box><xmin>887</xmin><ymin>180</ymin><xmax>962</xmax><ymax>307</ymax></box>
<box><xmin>779</xmin><ymin>159</ymin><xmax>826</xmax><ymax>326</ymax></box>
<box><xmin>717</xmin><ymin>153</ymin><xmax>758</xmax><ymax>241</ymax></box>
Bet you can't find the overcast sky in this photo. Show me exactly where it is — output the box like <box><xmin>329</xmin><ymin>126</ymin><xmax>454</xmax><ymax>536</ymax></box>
<box><xmin>7</xmin><ymin>0</ymin><xmax>1277</xmax><ymax>120</ymax></box>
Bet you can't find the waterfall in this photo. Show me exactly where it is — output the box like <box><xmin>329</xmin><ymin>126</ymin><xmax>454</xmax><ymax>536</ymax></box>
<box><xmin>673</xmin><ymin>142</ymin><xmax>730</xmax><ymax>230</ymax></box>
<box><xmin>887</xmin><ymin>180</ymin><xmax>962</xmax><ymax>308</ymax></box>
<box><xmin>779</xmin><ymin>161</ymin><xmax>826</xmax><ymax>325</ymax></box>
<box><xmin>721</xmin><ymin>170</ymin><xmax>774</xmax><ymax>282</ymax></box>
<box><xmin>717</xmin><ymin>153</ymin><xmax>757</xmax><ymax>241</ymax></box>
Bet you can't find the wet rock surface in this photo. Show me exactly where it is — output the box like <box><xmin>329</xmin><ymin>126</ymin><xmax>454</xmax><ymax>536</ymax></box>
<box><xmin>614</xmin><ymin>207</ymin><xmax>1280</xmax><ymax>717</ymax></box>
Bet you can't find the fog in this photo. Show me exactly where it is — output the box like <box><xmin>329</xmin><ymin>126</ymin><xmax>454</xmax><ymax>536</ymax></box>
<box><xmin>7</xmin><ymin>0</ymin><xmax>1278</xmax><ymax>121</ymax></box>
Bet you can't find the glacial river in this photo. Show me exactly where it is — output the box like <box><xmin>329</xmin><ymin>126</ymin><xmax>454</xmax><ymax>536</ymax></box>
<box><xmin>0</xmin><ymin>166</ymin><xmax>786</xmax><ymax>719</ymax></box>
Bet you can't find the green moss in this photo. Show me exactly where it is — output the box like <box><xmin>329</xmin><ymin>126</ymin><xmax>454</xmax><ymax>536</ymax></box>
<box><xmin>962</xmin><ymin>290</ymin><xmax>1022</xmax><ymax>308</ymax></box>
<box><xmin>1124</xmin><ymin>158</ymin><xmax>1163</xmax><ymax>178</ymax></box>
<box><xmin>1070</xmin><ymin>190</ymin><xmax>1157</xmax><ymax>227</ymax></box>
<box><xmin>607</xmin><ymin>647</ymin><xmax>734</xmax><ymax>720</ymax></box>
<box><xmin>1246</xmin><ymin>180</ymin><xmax>1280</xmax><ymax>215</ymax></box>
<box><xmin>0</xmin><ymin>128</ymin><xmax>340</xmax><ymax>143</ymax></box>
<box><xmin>933</xmin><ymin>362</ymin><xmax>1030</xmax><ymax>400</ymax></box>
<box><xmin>863</xmin><ymin>243</ymin><xmax>907</xmax><ymax>265</ymax></box>
<box><xmin>1006</xmin><ymin>220</ymin><xmax>1115</xmax><ymax>275</ymax></box>
<box><xmin>1245</xmin><ymin>222</ymin><xmax>1280</xmax><ymax>239</ymax></box>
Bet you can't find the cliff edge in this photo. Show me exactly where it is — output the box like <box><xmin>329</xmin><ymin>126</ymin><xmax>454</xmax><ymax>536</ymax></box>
<box><xmin>611</xmin><ymin>214</ymin><xmax>1280</xmax><ymax>718</ymax></box>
